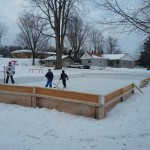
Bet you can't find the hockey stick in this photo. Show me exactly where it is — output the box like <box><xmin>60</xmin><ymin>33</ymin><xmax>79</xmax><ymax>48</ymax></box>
<box><xmin>52</xmin><ymin>81</ymin><xmax>61</xmax><ymax>89</ymax></box>
<box><xmin>56</xmin><ymin>79</ymin><xmax>60</xmax><ymax>87</ymax></box>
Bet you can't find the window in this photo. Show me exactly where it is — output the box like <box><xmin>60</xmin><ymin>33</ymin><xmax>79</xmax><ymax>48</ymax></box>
<box><xmin>53</xmin><ymin>62</ymin><xmax>56</xmax><ymax>65</ymax></box>
<box><xmin>100</xmin><ymin>61</ymin><xmax>101</xmax><ymax>63</ymax></box>
<box><xmin>88</xmin><ymin>60</ymin><xmax>91</xmax><ymax>63</ymax></box>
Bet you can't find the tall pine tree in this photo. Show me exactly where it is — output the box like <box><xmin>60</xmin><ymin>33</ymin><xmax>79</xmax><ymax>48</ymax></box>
<box><xmin>139</xmin><ymin>36</ymin><xmax>150</xmax><ymax>68</ymax></box>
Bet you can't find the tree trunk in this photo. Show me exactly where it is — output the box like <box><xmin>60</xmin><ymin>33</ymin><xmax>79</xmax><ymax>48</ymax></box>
<box><xmin>55</xmin><ymin>35</ymin><xmax>62</xmax><ymax>70</ymax></box>
<box><xmin>32</xmin><ymin>52</ymin><xmax>35</xmax><ymax>66</ymax></box>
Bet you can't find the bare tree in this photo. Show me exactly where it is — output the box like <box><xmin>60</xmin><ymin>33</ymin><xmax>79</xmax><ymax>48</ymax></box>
<box><xmin>67</xmin><ymin>14</ymin><xmax>90</xmax><ymax>61</ymax></box>
<box><xmin>105</xmin><ymin>36</ymin><xmax>121</xmax><ymax>54</ymax></box>
<box><xmin>89</xmin><ymin>29</ymin><xmax>104</xmax><ymax>53</ymax></box>
<box><xmin>16</xmin><ymin>12</ymin><xmax>49</xmax><ymax>65</ymax></box>
<box><xmin>28</xmin><ymin>0</ymin><xmax>77</xmax><ymax>69</ymax></box>
<box><xmin>92</xmin><ymin>0</ymin><xmax>150</xmax><ymax>34</ymax></box>
<box><xmin>0</xmin><ymin>22</ymin><xmax>8</xmax><ymax>46</ymax></box>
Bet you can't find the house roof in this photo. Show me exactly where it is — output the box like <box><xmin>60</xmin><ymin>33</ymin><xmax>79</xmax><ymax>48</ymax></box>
<box><xmin>81</xmin><ymin>52</ymin><xmax>103</xmax><ymax>59</ymax></box>
<box><xmin>11</xmin><ymin>50</ymin><xmax>56</xmax><ymax>55</ymax></box>
<box><xmin>11</xmin><ymin>50</ymin><xmax>32</xmax><ymax>53</ymax></box>
<box><xmin>87</xmin><ymin>52</ymin><xmax>102</xmax><ymax>57</ymax></box>
<box><xmin>38</xmin><ymin>51</ymin><xmax>56</xmax><ymax>55</ymax></box>
<box><xmin>102</xmin><ymin>54</ymin><xmax>126</xmax><ymax>60</ymax></box>
<box><xmin>81</xmin><ymin>53</ymin><xmax>134</xmax><ymax>61</ymax></box>
<box><xmin>43</xmin><ymin>55</ymin><xmax>70</xmax><ymax>61</ymax></box>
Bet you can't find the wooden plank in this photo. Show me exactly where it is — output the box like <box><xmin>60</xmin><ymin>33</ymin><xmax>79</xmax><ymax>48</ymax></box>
<box><xmin>104</xmin><ymin>89</ymin><xmax>133</xmax><ymax>107</ymax></box>
<box><xmin>0</xmin><ymin>84</ymin><xmax>33</xmax><ymax>93</ymax></box>
<box><xmin>104</xmin><ymin>83</ymin><xmax>134</xmax><ymax>103</ymax></box>
<box><xmin>104</xmin><ymin>88</ymin><xmax>123</xmax><ymax>103</ymax></box>
<box><xmin>0</xmin><ymin>91</ymin><xmax>33</xmax><ymax>96</ymax></box>
<box><xmin>35</xmin><ymin>87</ymin><xmax>99</xmax><ymax>103</ymax></box>
<box><xmin>122</xmin><ymin>84</ymin><xmax>134</xmax><ymax>93</ymax></box>
<box><xmin>35</xmin><ymin>94</ymin><xmax>99</xmax><ymax>106</ymax></box>
<box><xmin>0</xmin><ymin>93</ymin><xmax>32</xmax><ymax>107</ymax></box>
<box><xmin>36</xmin><ymin>97</ymin><xmax>97</xmax><ymax>118</ymax></box>
<box><xmin>140</xmin><ymin>78</ymin><xmax>149</xmax><ymax>87</ymax></box>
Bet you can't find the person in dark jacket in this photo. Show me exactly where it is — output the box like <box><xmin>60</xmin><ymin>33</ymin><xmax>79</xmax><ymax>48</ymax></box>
<box><xmin>60</xmin><ymin>70</ymin><xmax>69</xmax><ymax>88</ymax></box>
<box><xmin>45</xmin><ymin>69</ymin><xmax>54</xmax><ymax>88</ymax></box>
<box><xmin>6</xmin><ymin>62</ymin><xmax>15</xmax><ymax>84</ymax></box>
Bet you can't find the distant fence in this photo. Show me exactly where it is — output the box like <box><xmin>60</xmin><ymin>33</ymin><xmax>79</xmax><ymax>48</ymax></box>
<box><xmin>0</xmin><ymin>82</ymin><xmax>137</xmax><ymax>119</ymax></box>
<box><xmin>29</xmin><ymin>68</ymin><xmax>43</xmax><ymax>73</ymax></box>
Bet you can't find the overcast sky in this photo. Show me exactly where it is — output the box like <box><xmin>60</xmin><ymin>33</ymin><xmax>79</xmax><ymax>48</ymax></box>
<box><xmin>0</xmin><ymin>0</ymin><xmax>145</xmax><ymax>55</ymax></box>
<box><xmin>0</xmin><ymin>0</ymin><xmax>26</xmax><ymax>45</ymax></box>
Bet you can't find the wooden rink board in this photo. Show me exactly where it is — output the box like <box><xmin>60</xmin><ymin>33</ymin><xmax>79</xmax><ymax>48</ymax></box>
<box><xmin>35</xmin><ymin>87</ymin><xmax>100</xmax><ymax>104</ymax></box>
<box><xmin>0</xmin><ymin>84</ymin><xmax>100</xmax><ymax>104</ymax></box>
<box><xmin>0</xmin><ymin>82</ymin><xmax>137</xmax><ymax>119</ymax></box>
<box><xmin>0</xmin><ymin>84</ymin><xmax>33</xmax><ymax>93</ymax></box>
<box><xmin>140</xmin><ymin>78</ymin><xmax>150</xmax><ymax>87</ymax></box>
<box><xmin>104</xmin><ymin>83</ymin><xmax>134</xmax><ymax>104</ymax></box>
<box><xmin>0</xmin><ymin>92</ymin><xmax>32</xmax><ymax>107</ymax></box>
<box><xmin>0</xmin><ymin>84</ymin><xmax>103</xmax><ymax>119</ymax></box>
<box><xmin>36</xmin><ymin>97</ymin><xmax>98</xmax><ymax>118</ymax></box>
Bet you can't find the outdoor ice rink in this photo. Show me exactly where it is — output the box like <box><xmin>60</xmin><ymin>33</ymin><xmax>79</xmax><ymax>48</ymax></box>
<box><xmin>0</xmin><ymin>58</ymin><xmax>150</xmax><ymax>95</ymax></box>
<box><xmin>18</xmin><ymin>72</ymin><xmax>148</xmax><ymax>95</ymax></box>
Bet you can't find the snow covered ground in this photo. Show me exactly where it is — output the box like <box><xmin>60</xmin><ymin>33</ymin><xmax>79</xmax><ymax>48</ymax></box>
<box><xmin>0</xmin><ymin>58</ymin><xmax>150</xmax><ymax>150</ymax></box>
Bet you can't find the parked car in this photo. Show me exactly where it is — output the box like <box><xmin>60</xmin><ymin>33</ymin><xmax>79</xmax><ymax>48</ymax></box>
<box><xmin>83</xmin><ymin>65</ymin><xmax>90</xmax><ymax>69</ymax></box>
<box><xmin>68</xmin><ymin>63</ymin><xmax>87</xmax><ymax>69</ymax></box>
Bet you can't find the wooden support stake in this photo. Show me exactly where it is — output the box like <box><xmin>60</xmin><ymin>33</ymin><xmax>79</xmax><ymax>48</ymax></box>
<box><xmin>95</xmin><ymin>106</ymin><xmax>105</xmax><ymax>119</ymax></box>
<box><xmin>134</xmin><ymin>84</ymin><xmax>143</xmax><ymax>93</ymax></box>
<box><xmin>32</xmin><ymin>87</ymin><xmax>36</xmax><ymax>107</ymax></box>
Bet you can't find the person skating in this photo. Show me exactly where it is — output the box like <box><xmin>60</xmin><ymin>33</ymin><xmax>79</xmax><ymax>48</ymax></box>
<box><xmin>6</xmin><ymin>62</ymin><xmax>15</xmax><ymax>84</ymax></box>
<box><xmin>45</xmin><ymin>69</ymin><xmax>54</xmax><ymax>88</ymax></box>
<box><xmin>60</xmin><ymin>70</ymin><xmax>69</xmax><ymax>88</ymax></box>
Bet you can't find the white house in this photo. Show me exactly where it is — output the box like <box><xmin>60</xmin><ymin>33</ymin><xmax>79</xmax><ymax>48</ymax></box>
<box><xmin>102</xmin><ymin>54</ymin><xmax>135</xmax><ymax>68</ymax></box>
<box><xmin>43</xmin><ymin>55</ymin><xmax>75</xmax><ymax>67</ymax></box>
<box><xmin>81</xmin><ymin>52</ymin><xmax>135</xmax><ymax>68</ymax></box>
<box><xmin>81</xmin><ymin>53</ymin><xmax>108</xmax><ymax>67</ymax></box>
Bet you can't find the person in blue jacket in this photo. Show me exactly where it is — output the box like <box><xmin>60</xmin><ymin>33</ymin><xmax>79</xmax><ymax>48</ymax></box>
<box><xmin>45</xmin><ymin>69</ymin><xmax>54</xmax><ymax>88</ymax></box>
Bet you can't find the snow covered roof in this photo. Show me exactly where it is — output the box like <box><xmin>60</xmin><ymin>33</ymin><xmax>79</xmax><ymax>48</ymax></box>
<box><xmin>87</xmin><ymin>53</ymin><xmax>103</xmax><ymax>59</ymax></box>
<box><xmin>92</xmin><ymin>55</ymin><xmax>102</xmax><ymax>58</ymax></box>
<box><xmin>11</xmin><ymin>50</ymin><xmax>32</xmax><ymax>53</ymax></box>
<box><xmin>102</xmin><ymin>54</ymin><xmax>126</xmax><ymax>60</ymax></box>
<box><xmin>11</xmin><ymin>50</ymin><xmax>56</xmax><ymax>56</ymax></box>
<box><xmin>43</xmin><ymin>55</ymin><xmax>69</xmax><ymax>61</ymax></box>
<box><xmin>81</xmin><ymin>52</ymin><xmax>103</xmax><ymax>59</ymax></box>
<box><xmin>38</xmin><ymin>51</ymin><xmax>56</xmax><ymax>55</ymax></box>
<box><xmin>87</xmin><ymin>52</ymin><xmax>102</xmax><ymax>57</ymax></box>
<box><xmin>81</xmin><ymin>53</ymin><xmax>134</xmax><ymax>61</ymax></box>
